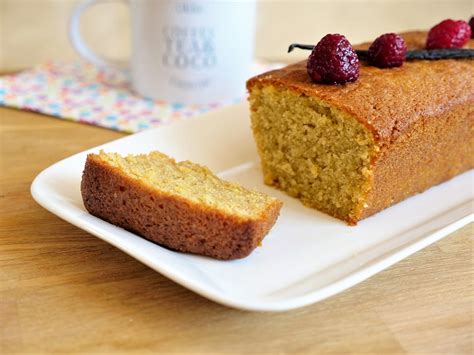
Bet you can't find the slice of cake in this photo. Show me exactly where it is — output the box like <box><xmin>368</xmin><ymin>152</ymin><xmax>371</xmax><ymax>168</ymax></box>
<box><xmin>81</xmin><ymin>151</ymin><xmax>282</xmax><ymax>259</ymax></box>
<box><xmin>247</xmin><ymin>31</ymin><xmax>473</xmax><ymax>225</ymax></box>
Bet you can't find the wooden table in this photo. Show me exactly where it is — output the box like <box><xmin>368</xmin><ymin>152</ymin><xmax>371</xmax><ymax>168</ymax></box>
<box><xmin>1</xmin><ymin>106</ymin><xmax>472</xmax><ymax>354</ymax></box>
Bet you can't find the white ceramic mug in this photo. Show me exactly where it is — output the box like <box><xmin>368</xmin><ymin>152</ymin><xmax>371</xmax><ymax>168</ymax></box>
<box><xmin>69</xmin><ymin>0</ymin><xmax>256</xmax><ymax>104</ymax></box>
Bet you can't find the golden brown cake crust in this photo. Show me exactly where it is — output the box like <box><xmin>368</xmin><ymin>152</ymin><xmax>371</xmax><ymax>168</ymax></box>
<box><xmin>360</xmin><ymin>102</ymin><xmax>473</xmax><ymax>221</ymax></box>
<box><xmin>247</xmin><ymin>32</ymin><xmax>474</xmax><ymax>144</ymax></box>
<box><xmin>81</xmin><ymin>155</ymin><xmax>282</xmax><ymax>260</ymax></box>
<box><xmin>247</xmin><ymin>31</ymin><xmax>474</xmax><ymax>224</ymax></box>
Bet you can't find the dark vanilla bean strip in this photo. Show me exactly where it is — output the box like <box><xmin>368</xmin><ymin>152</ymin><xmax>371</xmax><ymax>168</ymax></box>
<box><xmin>288</xmin><ymin>43</ymin><xmax>474</xmax><ymax>60</ymax></box>
<box><xmin>287</xmin><ymin>43</ymin><xmax>315</xmax><ymax>52</ymax></box>
<box><xmin>357</xmin><ymin>49</ymin><xmax>474</xmax><ymax>60</ymax></box>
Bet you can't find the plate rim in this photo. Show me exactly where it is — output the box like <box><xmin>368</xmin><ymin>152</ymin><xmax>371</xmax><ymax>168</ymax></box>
<box><xmin>30</xmin><ymin>104</ymin><xmax>474</xmax><ymax>312</ymax></box>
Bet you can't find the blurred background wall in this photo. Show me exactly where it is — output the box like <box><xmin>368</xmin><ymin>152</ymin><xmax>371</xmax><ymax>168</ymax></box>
<box><xmin>1</xmin><ymin>0</ymin><xmax>472</xmax><ymax>71</ymax></box>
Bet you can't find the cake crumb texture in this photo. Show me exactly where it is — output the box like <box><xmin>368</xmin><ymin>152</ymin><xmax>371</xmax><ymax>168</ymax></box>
<box><xmin>81</xmin><ymin>151</ymin><xmax>282</xmax><ymax>259</ymax></box>
<box><xmin>249</xmin><ymin>86</ymin><xmax>377</xmax><ymax>222</ymax></box>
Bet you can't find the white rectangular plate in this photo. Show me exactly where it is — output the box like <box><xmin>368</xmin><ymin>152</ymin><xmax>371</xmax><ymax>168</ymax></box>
<box><xmin>31</xmin><ymin>102</ymin><xmax>473</xmax><ymax>312</ymax></box>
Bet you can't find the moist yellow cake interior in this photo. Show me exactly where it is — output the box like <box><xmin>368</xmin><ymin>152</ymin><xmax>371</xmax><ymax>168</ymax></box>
<box><xmin>95</xmin><ymin>151</ymin><xmax>276</xmax><ymax>219</ymax></box>
<box><xmin>249</xmin><ymin>85</ymin><xmax>379</xmax><ymax>221</ymax></box>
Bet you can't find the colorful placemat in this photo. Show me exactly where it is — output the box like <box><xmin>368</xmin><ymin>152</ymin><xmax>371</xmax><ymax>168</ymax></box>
<box><xmin>0</xmin><ymin>60</ymin><xmax>282</xmax><ymax>133</ymax></box>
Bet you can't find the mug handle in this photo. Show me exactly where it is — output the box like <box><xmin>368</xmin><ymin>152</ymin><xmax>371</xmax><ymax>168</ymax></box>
<box><xmin>69</xmin><ymin>0</ymin><xmax>128</xmax><ymax>71</ymax></box>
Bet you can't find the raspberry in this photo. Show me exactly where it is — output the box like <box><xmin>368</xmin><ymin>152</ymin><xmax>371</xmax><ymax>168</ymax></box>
<box><xmin>368</xmin><ymin>33</ymin><xmax>407</xmax><ymax>68</ymax></box>
<box><xmin>306</xmin><ymin>34</ymin><xmax>360</xmax><ymax>84</ymax></box>
<box><xmin>426</xmin><ymin>19</ymin><xmax>471</xmax><ymax>49</ymax></box>
<box><xmin>470</xmin><ymin>17</ymin><xmax>474</xmax><ymax>38</ymax></box>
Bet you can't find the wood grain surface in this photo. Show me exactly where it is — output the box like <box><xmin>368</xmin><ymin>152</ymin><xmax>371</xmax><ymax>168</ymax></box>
<box><xmin>0</xmin><ymin>107</ymin><xmax>472</xmax><ymax>354</ymax></box>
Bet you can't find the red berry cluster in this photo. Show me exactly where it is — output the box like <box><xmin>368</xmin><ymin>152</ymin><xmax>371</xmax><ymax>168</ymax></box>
<box><xmin>368</xmin><ymin>33</ymin><xmax>407</xmax><ymax>68</ymax></box>
<box><xmin>306</xmin><ymin>34</ymin><xmax>360</xmax><ymax>84</ymax></box>
<box><xmin>307</xmin><ymin>18</ymin><xmax>472</xmax><ymax>85</ymax></box>
<box><xmin>426</xmin><ymin>19</ymin><xmax>471</xmax><ymax>49</ymax></box>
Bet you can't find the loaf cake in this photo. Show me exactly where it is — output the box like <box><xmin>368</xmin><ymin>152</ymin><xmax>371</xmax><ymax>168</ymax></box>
<box><xmin>81</xmin><ymin>151</ymin><xmax>282</xmax><ymax>259</ymax></box>
<box><xmin>247</xmin><ymin>31</ymin><xmax>473</xmax><ymax>225</ymax></box>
